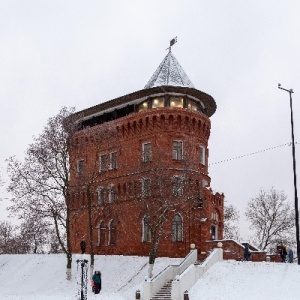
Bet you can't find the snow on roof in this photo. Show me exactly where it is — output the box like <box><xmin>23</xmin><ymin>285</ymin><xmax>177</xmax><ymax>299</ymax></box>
<box><xmin>144</xmin><ymin>50</ymin><xmax>194</xmax><ymax>89</ymax></box>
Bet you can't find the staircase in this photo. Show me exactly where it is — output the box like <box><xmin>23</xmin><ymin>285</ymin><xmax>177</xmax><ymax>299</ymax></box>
<box><xmin>150</xmin><ymin>280</ymin><xmax>172</xmax><ymax>300</ymax></box>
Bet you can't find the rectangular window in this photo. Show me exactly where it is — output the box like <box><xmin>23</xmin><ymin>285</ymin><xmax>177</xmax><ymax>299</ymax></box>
<box><xmin>100</xmin><ymin>154</ymin><xmax>107</xmax><ymax>172</ymax></box>
<box><xmin>173</xmin><ymin>141</ymin><xmax>183</xmax><ymax>160</ymax></box>
<box><xmin>97</xmin><ymin>187</ymin><xmax>105</xmax><ymax>205</ymax></box>
<box><xmin>152</xmin><ymin>97</ymin><xmax>164</xmax><ymax>108</ymax></box>
<box><xmin>200</xmin><ymin>146</ymin><xmax>206</xmax><ymax>165</ymax></box>
<box><xmin>142</xmin><ymin>142</ymin><xmax>152</xmax><ymax>162</ymax></box>
<box><xmin>108</xmin><ymin>185</ymin><xmax>116</xmax><ymax>203</ymax></box>
<box><xmin>110</xmin><ymin>152</ymin><xmax>117</xmax><ymax>170</ymax></box>
<box><xmin>77</xmin><ymin>160</ymin><xmax>84</xmax><ymax>177</ymax></box>
<box><xmin>142</xmin><ymin>178</ymin><xmax>151</xmax><ymax>197</ymax></box>
<box><xmin>170</xmin><ymin>97</ymin><xmax>184</xmax><ymax>108</ymax></box>
<box><xmin>172</xmin><ymin>176</ymin><xmax>184</xmax><ymax>196</ymax></box>
<box><xmin>143</xmin><ymin>216</ymin><xmax>151</xmax><ymax>242</ymax></box>
<box><xmin>187</xmin><ymin>99</ymin><xmax>198</xmax><ymax>111</ymax></box>
<box><xmin>138</xmin><ymin>101</ymin><xmax>148</xmax><ymax>112</ymax></box>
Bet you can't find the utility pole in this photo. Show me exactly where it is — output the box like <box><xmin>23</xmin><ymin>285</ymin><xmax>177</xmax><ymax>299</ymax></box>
<box><xmin>278</xmin><ymin>83</ymin><xmax>300</xmax><ymax>265</ymax></box>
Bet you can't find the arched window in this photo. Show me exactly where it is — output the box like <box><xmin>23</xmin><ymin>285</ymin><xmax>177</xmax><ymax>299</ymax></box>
<box><xmin>108</xmin><ymin>220</ymin><xmax>116</xmax><ymax>245</ymax></box>
<box><xmin>97</xmin><ymin>187</ymin><xmax>104</xmax><ymax>205</ymax></box>
<box><xmin>212</xmin><ymin>211</ymin><xmax>219</xmax><ymax>222</ymax></box>
<box><xmin>98</xmin><ymin>221</ymin><xmax>105</xmax><ymax>246</ymax></box>
<box><xmin>172</xmin><ymin>214</ymin><xmax>183</xmax><ymax>242</ymax></box>
<box><xmin>108</xmin><ymin>185</ymin><xmax>116</xmax><ymax>203</ymax></box>
<box><xmin>211</xmin><ymin>225</ymin><xmax>218</xmax><ymax>240</ymax></box>
<box><xmin>142</xmin><ymin>215</ymin><xmax>151</xmax><ymax>242</ymax></box>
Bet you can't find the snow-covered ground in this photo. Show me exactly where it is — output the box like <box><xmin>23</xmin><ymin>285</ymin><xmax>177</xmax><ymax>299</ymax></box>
<box><xmin>0</xmin><ymin>254</ymin><xmax>181</xmax><ymax>300</ymax></box>
<box><xmin>0</xmin><ymin>254</ymin><xmax>300</xmax><ymax>299</ymax></box>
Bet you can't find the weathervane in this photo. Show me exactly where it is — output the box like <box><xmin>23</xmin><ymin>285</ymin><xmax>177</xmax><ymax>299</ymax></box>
<box><xmin>167</xmin><ymin>36</ymin><xmax>177</xmax><ymax>51</ymax></box>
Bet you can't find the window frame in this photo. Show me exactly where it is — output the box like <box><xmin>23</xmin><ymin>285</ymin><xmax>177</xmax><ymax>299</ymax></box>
<box><xmin>200</xmin><ymin>146</ymin><xmax>206</xmax><ymax>165</ymax></box>
<box><xmin>110</xmin><ymin>152</ymin><xmax>117</xmax><ymax>170</ymax></box>
<box><xmin>108</xmin><ymin>185</ymin><xmax>116</xmax><ymax>203</ymax></box>
<box><xmin>108</xmin><ymin>219</ymin><xmax>116</xmax><ymax>245</ymax></box>
<box><xmin>142</xmin><ymin>178</ymin><xmax>151</xmax><ymax>197</ymax></box>
<box><xmin>97</xmin><ymin>221</ymin><xmax>105</xmax><ymax>246</ymax></box>
<box><xmin>173</xmin><ymin>141</ymin><xmax>183</xmax><ymax>160</ymax></box>
<box><xmin>77</xmin><ymin>159</ymin><xmax>85</xmax><ymax>177</ymax></box>
<box><xmin>142</xmin><ymin>142</ymin><xmax>152</xmax><ymax>163</ymax></box>
<box><xmin>142</xmin><ymin>215</ymin><xmax>151</xmax><ymax>242</ymax></box>
<box><xmin>97</xmin><ymin>187</ymin><xmax>105</xmax><ymax>205</ymax></box>
<box><xmin>100</xmin><ymin>154</ymin><xmax>107</xmax><ymax>172</ymax></box>
<box><xmin>172</xmin><ymin>175</ymin><xmax>184</xmax><ymax>196</ymax></box>
<box><xmin>172</xmin><ymin>214</ymin><xmax>183</xmax><ymax>242</ymax></box>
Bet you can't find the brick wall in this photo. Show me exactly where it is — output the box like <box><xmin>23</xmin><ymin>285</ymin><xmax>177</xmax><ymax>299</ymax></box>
<box><xmin>206</xmin><ymin>240</ymin><xmax>267</xmax><ymax>262</ymax></box>
<box><xmin>69</xmin><ymin>105</ymin><xmax>224</xmax><ymax>258</ymax></box>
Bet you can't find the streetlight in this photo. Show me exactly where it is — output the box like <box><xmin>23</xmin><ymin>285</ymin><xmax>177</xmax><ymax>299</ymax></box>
<box><xmin>278</xmin><ymin>83</ymin><xmax>300</xmax><ymax>265</ymax></box>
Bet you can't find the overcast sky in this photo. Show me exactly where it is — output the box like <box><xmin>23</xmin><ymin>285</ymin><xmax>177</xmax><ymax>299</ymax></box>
<box><xmin>0</xmin><ymin>0</ymin><xmax>299</xmax><ymax>238</ymax></box>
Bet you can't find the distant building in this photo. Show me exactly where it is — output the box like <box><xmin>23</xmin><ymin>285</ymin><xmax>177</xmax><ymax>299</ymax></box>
<box><xmin>69</xmin><ymin>49</ymin><xmax>224</xmax><ymax>258</ymax></box>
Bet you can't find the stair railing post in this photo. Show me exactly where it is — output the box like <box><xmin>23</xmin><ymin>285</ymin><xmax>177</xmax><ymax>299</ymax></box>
<box><xmin>135</xmin><ymin>289</ymin><xmax>141</xmax><ymax>299</ymax></box>
<box><xmin>184</xmin><ymin>290</ymin><xmax>189</xmax><ymax>300</ymax></box>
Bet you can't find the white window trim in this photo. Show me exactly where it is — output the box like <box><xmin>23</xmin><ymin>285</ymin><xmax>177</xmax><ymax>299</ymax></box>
<box><xmin>172</xmin><ymin>175</ymin><xmax>184</xmax><ymax>196</ymax></box>
<box><xmin>173</xmin><ymin>140</ymin><xmax>183</xmax><ymax>160</ymax></box>
<box><xmin>200</xmin><ymin>145</ymin><xmax>206</xmax><ymax>165</ymax></box>
<box><xmin>142</xmin><ymin>216</ymin><xmax>151</xmax><ymax>242</ymax></box>
<box><xmin>142</xmin><ymin>142</ymin><xmax>152</xmax><ymax>162</ymax></box>
<box><xmin>97</xmin><ymin>186</ymin><xmax>104</xmax><ymax>205</ymax></box>
<box><xmin>142</xmin><ymin>178</ymin><xmax>151</xmax><ymax>197</ymax></box>
<box><xmin>108</xmin><ymin>184</ymin><xmax>115</xmax><ymax>203</ymax></box>
<box><xmin>172</xmin><ymin>213</ymin><xmax>183</xmax><ymax>242</ymax></box>
<box><xmin>109</xmin><ymin>152</ymin><xmax>117</xmax><ymax>170</ymax></box>
<box><xmin>108</xmin><ymin>219</ymin><xmax>116</xmax><ymax>245</ymax></box>
<box><xmin>99</xmin><ymin>154</ymin><xmax>107</xmax><ymax>172</ymax></box>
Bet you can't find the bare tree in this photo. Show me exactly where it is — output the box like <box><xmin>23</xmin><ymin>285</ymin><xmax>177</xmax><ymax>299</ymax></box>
<box><xmin>224</xmin><ymin>204</ymin><xmax>240</xmax><ymax>240</ymax></box>
<box><xmin>245</xmin><ymin>188</ymin><xmax>295</xmax><ymax>252</ymax></box>
<box><xmin>19</xmin><ymin>214</ymin><xmax>52</xmax><ymax>253</ymax></box>
<box><xmin>69</xmin><ymin>124</ymin><xmax>117</xmax><ymax>278</ymax></box>
<box><xmin>138</xmin><ymin>139</ymin><xmax>204</xmax><ymax>278</ymax></box>
<box><xmin>140</xmin><ymin>172</ymin><xmax>174</xmax><ymax>278</ymax></box>
<box><xmin>6</xmin><ymin>107</ymin><xmax>79</xmax><ymax>280</ymax></box>
<box><xmin>0</xmin><ymin>221</ymin><xmax>24</xmax><ymax>253</ymax></box>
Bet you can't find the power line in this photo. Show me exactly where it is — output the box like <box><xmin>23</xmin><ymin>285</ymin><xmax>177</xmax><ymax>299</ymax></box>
<box><xmin>209</xmin><ymin>142</ymin><xmax>299</xmax><ymax>166</ymax></box>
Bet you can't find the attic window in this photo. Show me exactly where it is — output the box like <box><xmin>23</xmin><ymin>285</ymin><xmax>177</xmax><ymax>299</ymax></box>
<box><xmin>170</xmin><ymin>97</ymin><xmax>183</xmax><ymax>108</ymax></box>
<box><xmin>152</xmin><ymin>97</ymin><xmax>164</xmax><ymax>108</ymax></box>
<box><xmin>187</xmin><ymin>99</ymin><xmax>198</xmax><ymax>111</ymax></box>
<box><xmin>138</xmin><ymin>102</ymin><xmax>148</xmax><ymax>111</ymax></box>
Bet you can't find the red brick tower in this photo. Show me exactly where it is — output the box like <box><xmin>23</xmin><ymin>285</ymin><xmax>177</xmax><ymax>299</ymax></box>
<box><xmin>69</xmin><ymin>49</ymin><xmax>224</xmax><ymax>258</ymax></box>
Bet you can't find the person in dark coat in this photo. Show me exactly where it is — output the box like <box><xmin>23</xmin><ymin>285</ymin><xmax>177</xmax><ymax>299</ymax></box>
<box><xmin>281</xmin><ymin>244</ymin><xmax>287</xmax><ymax>262</ymax></box>
<box><xmin>92</xmin><ymin>271</ymin><xmax>101</xmax><ymax>294</ymax></box>
<box><xmin>288</xmin><ymin>248</ymin><xmax>294</xmax><ymax>263</ymax></box>
<box><xmin>244</xmin><ymin>243</ymin><xmax>250</xmax><ymax>261</ymax></box>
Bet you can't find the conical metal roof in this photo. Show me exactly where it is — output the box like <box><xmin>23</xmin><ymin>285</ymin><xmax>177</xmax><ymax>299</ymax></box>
<box><xmin>144</xmin><ymin>50</ymin><xmax>194</xmax><ymax>89</ymax></box>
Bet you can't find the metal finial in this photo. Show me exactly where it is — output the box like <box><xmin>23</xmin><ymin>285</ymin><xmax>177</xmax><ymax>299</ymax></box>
<box><xmin>166</xmin><ymin>36</ymin><xmax>177</xmax><ymax>51</ymax></box>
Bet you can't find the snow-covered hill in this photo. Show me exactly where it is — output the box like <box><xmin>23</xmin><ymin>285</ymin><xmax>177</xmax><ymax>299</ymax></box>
<box><xmin>0</xmin><ymin>254</ymin><xmax>300</xmax><ymax>299</ymax></box>
<box><xmin>0</xmin><ymin>254</ymin><xmax>181</xmax><ymax>300</ymax></box>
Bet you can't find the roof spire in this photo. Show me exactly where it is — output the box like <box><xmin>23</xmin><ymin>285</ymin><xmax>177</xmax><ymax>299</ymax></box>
<box><xmin>144</xmin><ymin>38</ymin><xmax>194</xmax><ymax>89</ymax></box>
<box><xmin>166</xmin><ymin>36</ymin><xmax>177</xmax><ymax>52</ymax></box>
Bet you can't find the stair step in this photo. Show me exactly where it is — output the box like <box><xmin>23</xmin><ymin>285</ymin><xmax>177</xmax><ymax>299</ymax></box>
<box><xmin>150</xmin><ymin>280</ymin><xmax>172</xmax><ymax>300</ymax></box>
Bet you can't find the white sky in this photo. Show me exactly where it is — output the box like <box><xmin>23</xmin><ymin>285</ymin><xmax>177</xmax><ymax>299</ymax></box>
<box><xmin>0</xmin><ymin>0</ymin><xmax>299</xmax><ymax>239</ymax></box>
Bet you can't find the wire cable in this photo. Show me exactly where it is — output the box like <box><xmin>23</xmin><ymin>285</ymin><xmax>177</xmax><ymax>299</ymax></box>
<box><xmin>209</xmin><ymin>141</ymin><xmax>298</xmax><ymax>166</ymax></box>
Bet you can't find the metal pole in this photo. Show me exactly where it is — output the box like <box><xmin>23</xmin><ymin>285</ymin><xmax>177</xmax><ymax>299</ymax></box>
<box><xmin>81</xmin><ymin>262</ymin><xmax>84</xmax><ymax>300</ymax></box>
<box><xmin>278</xmin><ymin>84</ymin><xmax>300</xmax><ymax>265</ymax></box>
